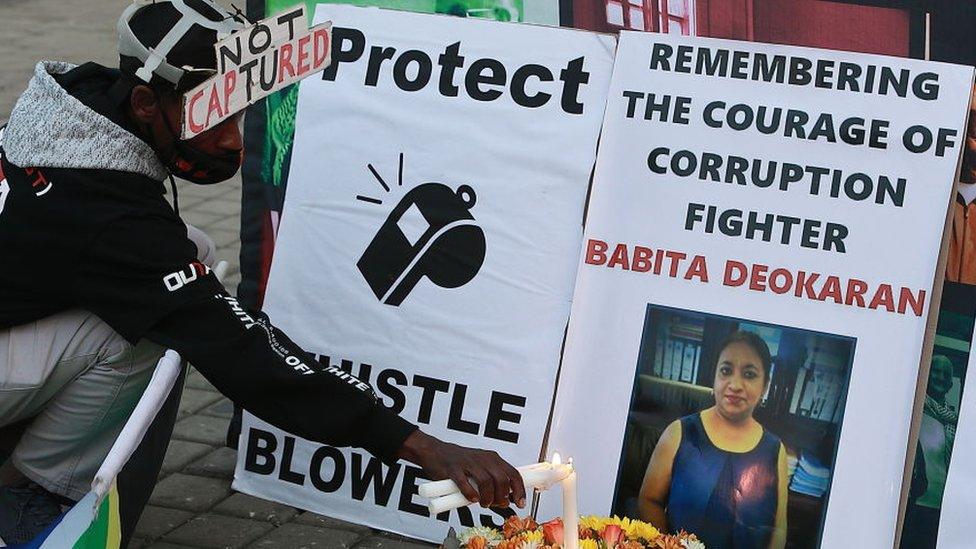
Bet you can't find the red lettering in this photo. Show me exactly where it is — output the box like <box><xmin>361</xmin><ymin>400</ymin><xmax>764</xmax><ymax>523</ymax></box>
<box><xmin>25</xmin><ymin>167</ymin><xmax>48</xmax><ymax>189</ymax></box>
<box><xmin>818</xmin><ymin>276</ymin><xmax>843</xmax><ymax>303</ymax></box>
<box><xmin>845</xmin><ymin>278</ymin><xmax>868</xmax><ymax>306</ymax></box>
<box><xmin>297</xmin><ymin>34</ymin><xmax>311</xmax><ymax>74</ymax></box>
<box><xmin>313</xmin><ymin>27</ymin><xmax>330</xmax><ymax>68</ymax></box>
<box><xmin>653</xmin><ymin>249</ymin><xmax>664</xmax><ymax>275</ymax></box>
<box><xmin>749</xmin><ymin>264</ymin><xmax>769</xmax><ymax>291</ymax></box>
<box><xmin>664</xmin><ymin>251</ymin><xmax>686</xmax><ymax>277</ymax></box>
<box><xmin>205</xmin><ymin>82</ymin><xmax>224</xmax><ymax>128</ymax></box>
<box><xmin>898</xmin><ymin>288</ymin><xmax>926</xmax><ymax>316</ymax></box>
<box><xmin>632</xmin><ymin>246</ymin><xmax>653</xmax><ymax>273</ymax></box>
<box><xmin>724</xmin><ymin>260</ymin><xmax>748</xmax><ymax>287</ymax></box>
<box><xmin>768</xmin><ymin>268</ymin><xmax>793</xmax><ymax>294</ymax></box>
<box><xmin>607</xmin><ymin>244</ymin><xmax>630</xmax><ymax>270</ymax></box>
<box><xmin>585</xmin><ymin>239</ymin><xmax>608</xmax><ymax>266</ymax></box>
<box><xmin>685</xmin><ymin>255</ymin><xmax>708</xmax><ymax>282</ymax></box>
<box><xmin>187</xmin><ymin>89</ymin><xmax>207</xmax><ymax>134</ymax></box>
<box><xmin>868</xmin><ymin>284</ymin><xmax>895</xmax><ymax>312</ymax></box>
<box><xmin>797</xmin><ymin>271</ymin><xmax>820</xmax><ymax>299</ymax></box>
<box><xmin>278</xmin><ymin>42</ymin><xmax>296</xmax><ymax>83</ymax></box>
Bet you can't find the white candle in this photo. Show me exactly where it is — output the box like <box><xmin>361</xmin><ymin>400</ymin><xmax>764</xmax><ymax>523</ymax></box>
<box><xmin>523</xmin><ymin>462</ymin><xmax>565</xmax><ymax>491</ymax></box>
<box><xmin>562</xmin><ymin>466</ymin><xmax>579</xmax><ymax>549</ymax></box>
<box><xmin>419</xmin><ymin>463</ymin><xmax>551</xmax><ymax>499</ymax></box>
<box><xmin>420</xmin><ymin>459</ymin><xmax>573</xmax><ymax>516</ymax></box>
<box><xmin>428</xmin><ymin>491</ymin><xmax>475</xmax><ymax>515</ymax></box>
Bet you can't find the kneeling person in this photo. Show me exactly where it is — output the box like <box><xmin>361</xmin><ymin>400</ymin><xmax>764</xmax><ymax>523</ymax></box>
<box><xmin>0</xmin><ymin>0</ymin><xmax>525</xmax><ymax>542</ymax></box>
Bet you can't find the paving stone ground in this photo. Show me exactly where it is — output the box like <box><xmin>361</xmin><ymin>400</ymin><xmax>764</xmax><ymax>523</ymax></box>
<box><xmin>0</xmin><ymin>2</ymin><xmax>438</xmax><ymax>547</ymax></box>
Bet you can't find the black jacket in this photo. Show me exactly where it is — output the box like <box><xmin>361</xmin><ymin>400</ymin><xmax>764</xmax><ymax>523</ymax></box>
<box><xmin>0</xmin><ymin>61</ymin><xmax>415</xmax><ymax>463</ymax></box>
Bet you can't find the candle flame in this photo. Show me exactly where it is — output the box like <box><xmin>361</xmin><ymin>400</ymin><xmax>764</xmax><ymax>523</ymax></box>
<box><xmin>552</xmin><ymin>452</ymin><xmax>562</xmax><ymax>465</ymax></box>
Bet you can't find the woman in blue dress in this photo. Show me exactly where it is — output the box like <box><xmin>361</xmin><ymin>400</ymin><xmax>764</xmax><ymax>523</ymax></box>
<box><xmin>638</xmin><ymin>331</ymin><xmax>788</xmax><ymax>549</ymax></box>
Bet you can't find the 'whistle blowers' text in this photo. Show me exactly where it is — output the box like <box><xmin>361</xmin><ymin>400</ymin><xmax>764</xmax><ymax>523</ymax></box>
<box><xmin>244</xmin><ymin>355</ymin><xmax>527</xmax><ymax>528</ymax></box>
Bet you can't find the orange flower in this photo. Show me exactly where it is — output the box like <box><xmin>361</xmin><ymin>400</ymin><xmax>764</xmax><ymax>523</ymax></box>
<box><xmin>466</xmin><ymin>536</ymin><xmax>488</xmax><ymax>549</ymax></box>
<box><xmin>542</xmin><ymin>518</ymin><xmax>564</xmax><ymax>544</ymax></box>
<box><xmin>502</xmin><ymin>516</ymin><xmax>539</xmax><ymax>538</ymax></box>
<box><xmin>600</xmin><ymin>524</ymin><xmax>624</xmax><ymax>547</ymax></box>
<box><xmin>652</xmin><ymin>535</ymin><xmax>684</xmax><ymax>549</ymax></box>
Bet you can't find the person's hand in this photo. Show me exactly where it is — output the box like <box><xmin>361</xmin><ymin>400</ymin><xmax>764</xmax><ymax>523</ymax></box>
<box><xmin>397</xmin><ymin>430</ymin><xmax>526</xmax><ymax>509</ymax></box>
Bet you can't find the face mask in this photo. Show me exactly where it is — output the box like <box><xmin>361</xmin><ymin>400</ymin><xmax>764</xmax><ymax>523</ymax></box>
<box><xmin>165</xmin><ymin>140</ymin><xmax>242</xmax><ymax>185</ymax></box>
<box><xmin>157</xmin><ymin>101</ymin><xmax>243</xmax><ymax>185</ymax></box>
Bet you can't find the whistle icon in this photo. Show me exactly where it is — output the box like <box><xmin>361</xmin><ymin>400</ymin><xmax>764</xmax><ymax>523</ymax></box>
<box><xmin>358</xmin><ymin>182</ymin><xmax>486</xmax><ymax>306</ymax></box>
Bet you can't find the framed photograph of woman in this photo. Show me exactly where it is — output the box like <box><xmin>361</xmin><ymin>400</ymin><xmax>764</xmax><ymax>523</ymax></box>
<box><xmin>612</xmin><ymin>304</ymin><xmax>856</xmax><ymax>549</ymax></box>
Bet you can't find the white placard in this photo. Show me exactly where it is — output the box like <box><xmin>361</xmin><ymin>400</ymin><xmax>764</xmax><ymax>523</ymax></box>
<box><xmin>233</xmin><ymin>6</ymin><xmax>615</xmax><ymax>542</ymax></box>
<box><xmin>544</xmin><ymin>31</ymin><xmax>973</xmax><ymax>549</ymax></box>
<box><xmin>181</xmin><ymin>6</ymin><xmax>331</xmax><ymax>138</ymax></box>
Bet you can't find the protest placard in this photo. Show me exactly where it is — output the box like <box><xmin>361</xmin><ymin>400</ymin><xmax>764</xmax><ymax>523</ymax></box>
<box><xmin>231</xmin><ymin>5</ymin><xmax>615</xmax><ymax>541</ymax></box>
<box><xmin>181</xmin><ymin>5</ymin><xmax>331</xmax><ymax>138</ymax></box>
<box><xmin>542</xmin><ymin>31</ymin><xmax>973</xmax><ymax>549</ymax></box>
<box><xmin>237</xmin><ymin>0</ymin><xmax>561</xmax><ymax>310</ymax></box>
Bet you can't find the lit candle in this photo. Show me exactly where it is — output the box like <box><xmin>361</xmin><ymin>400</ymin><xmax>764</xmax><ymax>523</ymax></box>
<box><xmin>560</xmin><ymin>457</ymin><xmax>579</xmax><ymax>549</ymax></box>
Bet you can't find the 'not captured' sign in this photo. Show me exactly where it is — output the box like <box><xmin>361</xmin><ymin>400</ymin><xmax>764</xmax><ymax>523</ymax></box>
<box><xmin>181</xmin><ymin>5</ymin><xmax>331</xmax><ymax>138</ymax></box>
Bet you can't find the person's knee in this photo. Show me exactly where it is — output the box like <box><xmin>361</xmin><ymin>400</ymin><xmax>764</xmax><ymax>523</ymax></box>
<box><xmin>57</xmin><ymin>311</ymin><xmax>140</xmax><ymax>372</ymax></box>
<box><xmin>100</xmin><ymin>338</ymin><xmax>164</xmax><ymax>374</ymax></box>
<box><xmin>63</xmin><ymin>313</ymin><xmax>162</xmax><ymax>374</ymax></box>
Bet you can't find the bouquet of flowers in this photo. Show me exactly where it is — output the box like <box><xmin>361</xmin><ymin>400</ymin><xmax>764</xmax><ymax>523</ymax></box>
<box><xmin>450</xmin><ymin>515</ymin><xmax>705</xmax><ymax>549</ymax></box>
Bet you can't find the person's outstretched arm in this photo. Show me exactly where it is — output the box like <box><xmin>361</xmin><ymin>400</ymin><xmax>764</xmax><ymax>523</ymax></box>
<box><xmin>73</xmin><ymin>213</ymin><xmax>525</xmax><ymax>508</ymax></box>
<box><xmin>147</xmin><ymin>296</ymin><xmax>525</xmax><ymax>507</ymax></box>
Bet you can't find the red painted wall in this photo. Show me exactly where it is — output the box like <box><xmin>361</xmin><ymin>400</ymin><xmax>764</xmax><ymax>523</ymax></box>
<box><xmin>751</xmin><ymin>0</ymin><xmax>910</xmax><ymax>56</ymax></box>
<box><xmin>695</xmin><ymin>0</ymin><xmax>755</xmax><ymax>41</ymax></box>
<box><xmin>572</xmin><ymin>0</ymin><xmax>912</xmax><ymax>58</ymax></box>
<box><xmin>574</xmin><ymin>0</ymin><xmax>613</xmax><ymax>32</ymax></box>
